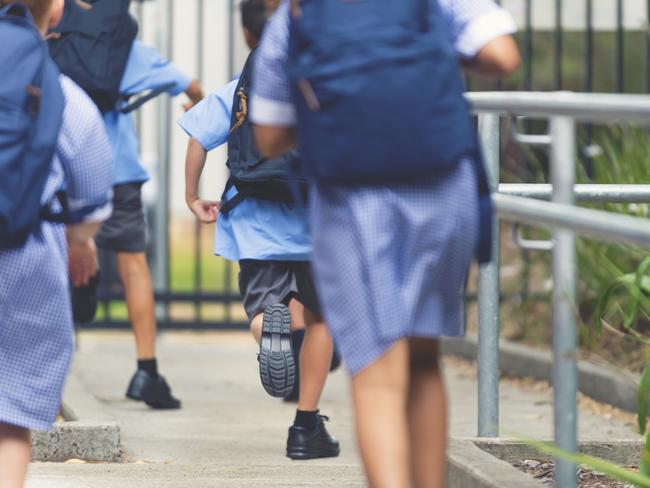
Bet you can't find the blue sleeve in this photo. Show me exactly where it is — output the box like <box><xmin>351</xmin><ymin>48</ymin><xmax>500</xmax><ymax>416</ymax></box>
<box><xmin>120</xmin><ymin>41</ymin><xmax>193</xmax><ymax>97</ymax></box>
<box><xmin>177</xmin><ymin>79</ymin><xmax>238</xmax><ymax>151</ymax></box>
<box><xmin>252</xmin><ymin>1</ymin><xmax>292</xmax><ymax>105</ymax></box>
<box><xmin>250</xmin><ymin>1</ymin><xmax>296</xmax><ymax>126</ymax></box>
<box><xmin>57</xmin><ymin>77</ymin><xmax>114</xmax><ymax>223</ymax></box>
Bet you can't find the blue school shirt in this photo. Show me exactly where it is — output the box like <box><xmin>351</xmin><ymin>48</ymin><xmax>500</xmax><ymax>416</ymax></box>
<box><xmin>105</xmin><ymin>41</ymin><xmax>192</xmax><ymax>185</ymax></box>
<box><xmin>177</xmin><ymin>80</ymin><xmax>312</xmax><ymax>262</ymax></box>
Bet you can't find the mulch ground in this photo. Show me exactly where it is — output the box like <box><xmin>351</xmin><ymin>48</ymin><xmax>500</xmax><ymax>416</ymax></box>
<box><xmin>512</xmin><ymin>459</ymin><xmax>637</xmax><ymax>487</ymax></box>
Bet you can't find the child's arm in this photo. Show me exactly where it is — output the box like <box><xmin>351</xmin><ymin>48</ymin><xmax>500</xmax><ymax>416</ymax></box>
<box><xmin>255</xmin><ymin>125</ymin><xmax>296</xmax><ymax>159</ymax></box>
<box><xmin>185</xmin><ymin>138</ymin><xmax>220</xmax><ymax>223</ymax></box>
<box><xmin>67</xmin><ymin>223</ymin><xmax>101</xmax><ymax>286</ymax></box>
<box><xmin>183</xmin><ymin>79</ymin><xmax>205</xmax><ymax>112</ymax></box>
<box><xmin>463</xmin><ymin>35</ymin><xmax>520</xmax><ymax>77</ymax></box>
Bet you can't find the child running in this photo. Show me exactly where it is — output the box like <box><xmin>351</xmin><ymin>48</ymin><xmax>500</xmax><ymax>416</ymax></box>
<box><xmin>93</xmin><ymin>39</ymin><xmax>203</xmax><ymax>410</ymax></box>
<box><xmin>251</xmin><ymin>0</ymin><xmax>520</xmax><ymax>485</ymax></box>
<box><xmin>0</xmin><ymin>0</ymin><xmax>114</xmax><ymax>486</ymax></box>
<box><xmin>178</xmin><ymin>0</ymin><xmax>339</xmax><ymax>460</ymax></box>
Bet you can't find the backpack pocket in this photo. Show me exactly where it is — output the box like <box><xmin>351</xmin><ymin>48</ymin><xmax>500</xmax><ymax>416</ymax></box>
<box><xmin>0</xmin><ymin>100</ymin><xmax>32</xmax><ymax>244</ymax></box>
<box><xmin>0</xmin><ymin>99</ymin><xmax>30</xmax><ymax>170</ymax></box>
<box><xmin>292</xmin><ymin>54</ymin><xmax>477</xmax><ymax>184</ymax></box>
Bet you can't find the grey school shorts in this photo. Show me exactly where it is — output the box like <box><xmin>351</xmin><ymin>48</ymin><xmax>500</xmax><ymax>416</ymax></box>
<box><xmin>95</xmin><ymin>183</ymin><xmax>147</xmax><ymax>253</ymax></box>
<box><xmin>238</xmin><ymin>260</ymin><xmax>322</xmax><ymax>320</ymax></box>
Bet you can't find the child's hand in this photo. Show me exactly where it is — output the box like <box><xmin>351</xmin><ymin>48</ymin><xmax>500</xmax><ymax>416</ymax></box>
<box><xmin>188</xmin><ymin>198</ymin><xmax>221</xmax><ymax>223</ymax></box>
<box><xmin>68</xmin><ymin>238</ymin><xmax>98</xmax><ymax>287</ymax></box>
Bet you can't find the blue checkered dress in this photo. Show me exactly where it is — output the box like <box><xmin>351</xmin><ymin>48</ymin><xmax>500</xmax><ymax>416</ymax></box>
<box><xmin>0</xmin><ymin>76</ymin><xmax>113</xmax><ymax>431</ymax></box>
<box><xmin>251</xmin><ymin>0</ymin><xmax>516</xmax><ymax>375</ymax></box>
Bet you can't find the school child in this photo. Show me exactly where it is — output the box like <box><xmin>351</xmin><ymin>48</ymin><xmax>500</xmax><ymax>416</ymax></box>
<box><xmin>0</xmin><ymin>0</ymin><xmax>114</xmax><ymax>486</ymax></box>
<box><xmin>251</xmin><ymin>0</ymin><xmax>520</xmax><ymax>486</ymax></box>
<box><xmin>178</xmin><ymin>0</ymin><xmax>339</xmax><ymax>460</ymax></box>
<box><xmin>91</xmin><ymin>39</ymin><xmax>203</xmax><ymax>410</ymax></box>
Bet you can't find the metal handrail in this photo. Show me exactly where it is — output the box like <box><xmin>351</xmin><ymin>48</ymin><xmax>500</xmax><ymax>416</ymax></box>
<box><xmin>468</xmin><ymin>91</ymin><xmax>650</xmax><ymax>123</ymax></box>
<box><xmin>500</xmin><ymin>184</ymin><xmax>650</xmax><ymax>203</ymax></box>
<box><xmin>495</xmin><ymin>193</ymin><xmax>650</xmax><ymax>248</ymax></box>
<box><xmin>471</xmin><ymin>91</ymin><xmax>650</xmax><ymax>488</ymax></box>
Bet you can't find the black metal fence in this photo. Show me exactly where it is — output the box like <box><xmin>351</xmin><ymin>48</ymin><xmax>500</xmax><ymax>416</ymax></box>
<box><xmin>92</xmin><ymin>0</ymin><xmax>650</xmax><ymax>330</ymax></box>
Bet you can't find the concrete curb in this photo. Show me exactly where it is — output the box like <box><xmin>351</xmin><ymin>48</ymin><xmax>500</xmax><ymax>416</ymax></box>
<box><xmin>473</xmin><ymin>438</ymin><xmax>642</xmax><ymax>466</ymax></box>
<box><xmin>442</xmin><ymin>334</ymin><xmax>640</xmax><ymax>412</ymax></box>
<box><xmin>447</xmin><ymin>440</ymin><xmax>543</xmax><ymax>488</ymax></box>
<box><xmin>447</xmin><ymin>439</ymin><xmax>643</xmax><ymax>487</ymax></box>
<box><xmin>32</xmin><ymin>367</ymin><xmax>121</xmax><ymax>462</ymax></box>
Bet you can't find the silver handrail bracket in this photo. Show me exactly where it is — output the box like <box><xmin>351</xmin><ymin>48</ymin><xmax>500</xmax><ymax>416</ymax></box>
<box><xmin>471</xmin><ymin>91</ymin><xmax>650</xmax><ymax>488</ymax></box>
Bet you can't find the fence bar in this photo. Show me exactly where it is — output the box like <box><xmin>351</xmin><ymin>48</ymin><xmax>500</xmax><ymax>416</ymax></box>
<box><xmin>554</xmin><ymin>0</ymin><xmax>562</xmax><ymax>89</ymax></box>
<box><xmin>499</xmin><ymin>184</ymin><xmax>650</xmax><ymax>203</ymax></box>
<box><xmin>524</xmin><ymin>0</ymin><xmax>532</xmax><ymax>91</ymax></box>
<box><xmin>477</xmin><ymin>114</ymin><xmax>501</xmax><ymax>438</ymax></box>
<box><xmin>153</xmin><ymin>0</ymin><xmax>172</xmax><ymax>323</ymax></box>
<box><xmin>583</xmin><ymin>0</ymin><xmax>594</xmax><ymax>177</ymax></box>
<box><xmin>550</xmin><ymin>116</ymin><xmax>578</xmax><ymax>488</ymax></box>
<box><xmin>228</xmin><ymin>0</ymin><xmax>235</xmax><ymax>79</ymax></box>
<box><xmin>468</xmin><ymin>92</ymin><xmax>650</xmax><ymax>123</ymax></box>
<box><xmin>616</xmin><ymin>0</ymin><xmax>624</xmax><ymax>93</ymax></box>
<box><xmin>585</xmin><ymin>0</ymin><xmax>593</xmax><ymax>92</ymax></box>
<box><xmin>194</xmin><ymin>0</ymin><xmax>205</xmax><ymax>324</ymax></box>
<box><xmin>647</xmin><ymin>0</ymin><xmax>650</xmax><ymax>93</ymax></box>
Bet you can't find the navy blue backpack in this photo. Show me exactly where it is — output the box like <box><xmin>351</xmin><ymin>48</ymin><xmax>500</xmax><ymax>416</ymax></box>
<box><xmin>0</xmin><ymin>4</ymin><xmax>65</xmax><ymax>248</ymax></box>
<box><xmin>287</xmin><ymin>0</ymin><xmax>493</xmax><ymax>262</ymax></box>
<box><xmin>222</xmin><ymin>48</ymin><xmax>308</xmax><ymax>214</ymax></box>
<box><xmin>48</xmin><ymin>0</ymin><xmax>138</xmax><ymax>113</ymax></box>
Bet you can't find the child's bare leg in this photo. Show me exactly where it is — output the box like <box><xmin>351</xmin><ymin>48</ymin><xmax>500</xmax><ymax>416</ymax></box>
<box><xmin>116</xmin><ymin>252</ymin><xmax>157</xmax><ymax>360</ymax></box>
<box><xmin>0</xmin><ymin>423</ymin><xmax>31</xmax><ymax>488</ymax></box>
<box><xmin>297</xmin><ymin>306</ymin><xmax>333</xmax><ymax>411</ymax></box>
<box><xmin>250</xmin><ymin>313</ymin><xmax>263</xmax><ymax>343</ymax></box>
<box><xmin>288</xmin><ymin>300</ymin><xmax>306</xmax><ymax>332</ymax></box>
<box><xmin>408</xmin><ymin>339</ymin><xmax>447</xmax><ymax>488</ymax></box>
<box><xmin>250</xmin><ymin>300</ymin><xmax>306</xmax><ymax>344</ymax></box>
<box><xmin>351</xmin><ymin>340</ymin><xmax>411</xmax><ymax>488</ymax></box>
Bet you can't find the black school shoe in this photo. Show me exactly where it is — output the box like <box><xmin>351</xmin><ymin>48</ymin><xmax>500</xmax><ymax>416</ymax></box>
<box><xmin>126</xmin><ymin>370</ymin><xmax>181</xmax><ymax>409</ymax></box>
<box><xmin>259</xmin><ymin>304</ymin><xmax>295</xmax><ymax>398</ymax></box>
<box><xmin>286</xmin><ymin>415</ymin><xmax>341</xmax><ymax>460</ymax></box>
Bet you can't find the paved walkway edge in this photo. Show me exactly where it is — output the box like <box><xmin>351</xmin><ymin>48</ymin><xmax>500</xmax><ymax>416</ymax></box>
<box><xmin>442</xmin><ymin>335</ymin><xmax>640</xmax><ymax>412</ymax></box>
<box><xmin>32</xmin><ymin>365</ymin><xmax>121</xmax><ymax>462</ymax></box>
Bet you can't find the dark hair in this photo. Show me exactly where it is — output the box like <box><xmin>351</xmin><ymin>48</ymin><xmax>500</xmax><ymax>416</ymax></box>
<box><xmin>240</xmin><ymin>0</ymin><xmax>268</xmax><ymax>41</ymax></box>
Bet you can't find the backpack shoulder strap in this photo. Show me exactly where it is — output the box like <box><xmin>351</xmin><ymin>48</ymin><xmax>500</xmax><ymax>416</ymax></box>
<box><xmin>220</xmin><ymin>179</ymin><xmax>253</xmax><ymax>215</ymax></box>
<box><xmin>119</xmin><ymin>81</ymin><xmax>177</xmax><ymax>114</ymax></box>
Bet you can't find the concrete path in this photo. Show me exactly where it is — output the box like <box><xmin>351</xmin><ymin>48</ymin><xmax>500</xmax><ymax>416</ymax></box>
<box><xmin>26</xmin><ymin>331</ymin><xmax>637</xmax><ymax>487</ymax></box>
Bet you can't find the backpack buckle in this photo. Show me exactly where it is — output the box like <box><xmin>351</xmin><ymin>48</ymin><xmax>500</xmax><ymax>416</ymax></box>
<box><xmin>229</xmin><ymin>88</ymin><xmax>249</xmax><ymax>133</ymax></box>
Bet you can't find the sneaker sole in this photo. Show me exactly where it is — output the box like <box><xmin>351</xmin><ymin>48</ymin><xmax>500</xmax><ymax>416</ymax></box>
<box><xmin>286</xmin><ymin>446</ymin><xmax>341</xmax><ymax>460</ymax></box>
<box><xmin>259</xmin><ymin>304</ymin><xmax>295</xmax><ymax>398</ymax></box>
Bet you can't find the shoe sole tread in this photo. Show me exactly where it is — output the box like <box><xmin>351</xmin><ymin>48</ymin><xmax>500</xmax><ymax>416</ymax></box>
<box><xmin>259</xmin><ymin>304</ymin><xmax>295</xmax><ymax>398</ymax></box>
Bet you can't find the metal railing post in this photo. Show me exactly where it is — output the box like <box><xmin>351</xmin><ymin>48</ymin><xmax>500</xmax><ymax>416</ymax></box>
<box><xmin>477</xmin><ymin>113</ymin><xmax>501</xmax><ymax>438</ymax></box>
<box><xmin>153</xmin><ymin>0</ymin><xmax>173</xmax><ymax>323</ymax></box>
<box><xmin>550</xmin><ymin>116</ymin><xmax>578</xmax><ymax>488</ymax></box>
